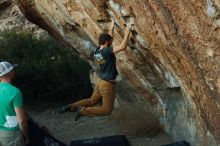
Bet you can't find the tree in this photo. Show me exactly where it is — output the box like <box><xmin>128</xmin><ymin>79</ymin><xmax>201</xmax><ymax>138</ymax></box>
<box><xmin>0</xmin><ymin>30</ymin><xmax>92</xmax><ymax>105</ymax></box>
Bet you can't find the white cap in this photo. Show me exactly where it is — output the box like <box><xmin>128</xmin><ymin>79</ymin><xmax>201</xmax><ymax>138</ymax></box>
<box><xmin>0</xmin><ymin>61</ymin><xmax>18</xmax><ymax>77</ymax></box>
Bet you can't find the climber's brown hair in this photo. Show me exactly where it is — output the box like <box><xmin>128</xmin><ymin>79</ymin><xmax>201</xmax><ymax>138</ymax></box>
<box><xmin>98</xmin><ymin>33</ymin><xmax>113</xmax><ymax>45</ymax></box>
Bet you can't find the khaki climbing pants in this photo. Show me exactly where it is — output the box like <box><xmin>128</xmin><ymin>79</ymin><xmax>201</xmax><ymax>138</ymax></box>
<box><xmin>0</xmin><ymin>130</ymin><xmax>25</xmax><ymax>146</ymax></box>
<box><xmin>71</xmin><ymin>78</ymin><xmax>115</xmax><ymax>116</ymax></box>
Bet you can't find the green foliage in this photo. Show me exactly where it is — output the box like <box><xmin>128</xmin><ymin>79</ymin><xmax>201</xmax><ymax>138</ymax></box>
<box><xmin>0</xmin><ymin>30</ymin><xmax>92</xmax><ymax>104</ymax></box>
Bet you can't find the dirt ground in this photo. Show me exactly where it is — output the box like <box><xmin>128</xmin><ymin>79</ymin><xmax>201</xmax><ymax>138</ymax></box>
<box><xmin>28</xmin><ymin>105</ymin><xmax>173</xmax><ymax>146</ymax></box>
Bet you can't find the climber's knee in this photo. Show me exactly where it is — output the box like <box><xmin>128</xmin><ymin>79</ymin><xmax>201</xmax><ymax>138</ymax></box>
<box><xmin>89</xmin><ymin>98</ymin><xmax>100</xmax><ymax>105</ymax></box>
<box><xmin>102</xmin><ymin>107</ymin><xmax>113</xmax><ymax>115</ymax></box>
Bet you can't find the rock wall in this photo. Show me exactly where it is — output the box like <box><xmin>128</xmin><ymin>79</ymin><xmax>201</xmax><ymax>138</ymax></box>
<box><xmin>0</xmin><ymin>0</ymin><xmax>43</xmax><ymax>33</ymax></box>
<box><xmin>14</xmin><ymin>0</ymin><xmax>220</xmax><ymax>145</ymax></box>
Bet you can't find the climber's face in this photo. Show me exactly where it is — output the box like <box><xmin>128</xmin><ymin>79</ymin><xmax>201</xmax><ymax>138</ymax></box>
<box><xmin>106</xmin><ymin>39</ymin><xmax>113</xmax><ymax>47</ymax></box>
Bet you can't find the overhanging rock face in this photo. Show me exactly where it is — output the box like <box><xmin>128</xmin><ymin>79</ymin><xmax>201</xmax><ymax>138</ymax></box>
<box><xmin>16</xmin><ymin>0</ymin><xmax>220</xmax><ymax>145</ymax></box>
<box><xmin>0</xmin><ymin>0</ymin><xmax>42</xmax><ymax>32</ymax></box>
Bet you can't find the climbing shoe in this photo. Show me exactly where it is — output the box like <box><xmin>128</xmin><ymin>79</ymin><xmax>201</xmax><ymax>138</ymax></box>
<box><xmin>75</xmin><ymin>107</ymin><xmax>82</xmax><ymax>121</ymax></box>
<box><xmin>57</xmin><ymin>105</ymin><xmax>71</xmax><ymax>114</ymax></box>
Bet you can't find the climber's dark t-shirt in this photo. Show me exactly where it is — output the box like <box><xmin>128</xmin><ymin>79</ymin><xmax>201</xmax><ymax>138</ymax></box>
<box><xmin>94</xmin><ymin>47</ymin><xmax>118</xmax><ymax>81</ymax></box>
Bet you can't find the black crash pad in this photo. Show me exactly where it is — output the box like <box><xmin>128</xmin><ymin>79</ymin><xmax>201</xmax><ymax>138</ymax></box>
<box><xmin>70</xmin><ymin>135</ymin><xmax>129</xmax><ymax>146</ymax></box>
<box><xmin>161</xmin><ymin>141</ymin><xmax>191</xmax><ymax>146</ymax></box>
<box><xmin>27</xmin><ymin>119</ymin><xmax>67</xmax><ymax>146</ymax></box>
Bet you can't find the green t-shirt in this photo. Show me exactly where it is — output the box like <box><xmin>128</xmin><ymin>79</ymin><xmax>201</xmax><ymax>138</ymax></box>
<box><xmin>0</xmin><ymin>82</ymin><xmax>23</xmax><ymax>131</ymax></box>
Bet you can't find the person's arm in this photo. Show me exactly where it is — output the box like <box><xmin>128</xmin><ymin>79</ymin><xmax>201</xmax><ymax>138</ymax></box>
<box><xmin>113</xmin><ymin>26</ymin><xmax>131</xmax><ymax>54</ymax></box>
<box><xmin>109</xmin><ymin>18</ymin><xmax>115</xmax><ymax>38</ymax></box>
<box><xmin>15</xmin><ymin>107</ymin><xmax>29</xmax><ymax>144</ymax></box>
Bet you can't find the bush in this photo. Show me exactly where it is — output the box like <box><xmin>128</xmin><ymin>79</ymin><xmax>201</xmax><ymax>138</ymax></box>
<box><xmin>0</xmin><ymin>30</ymin><xmax>92</xmax><ymax>105</ymax></box>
